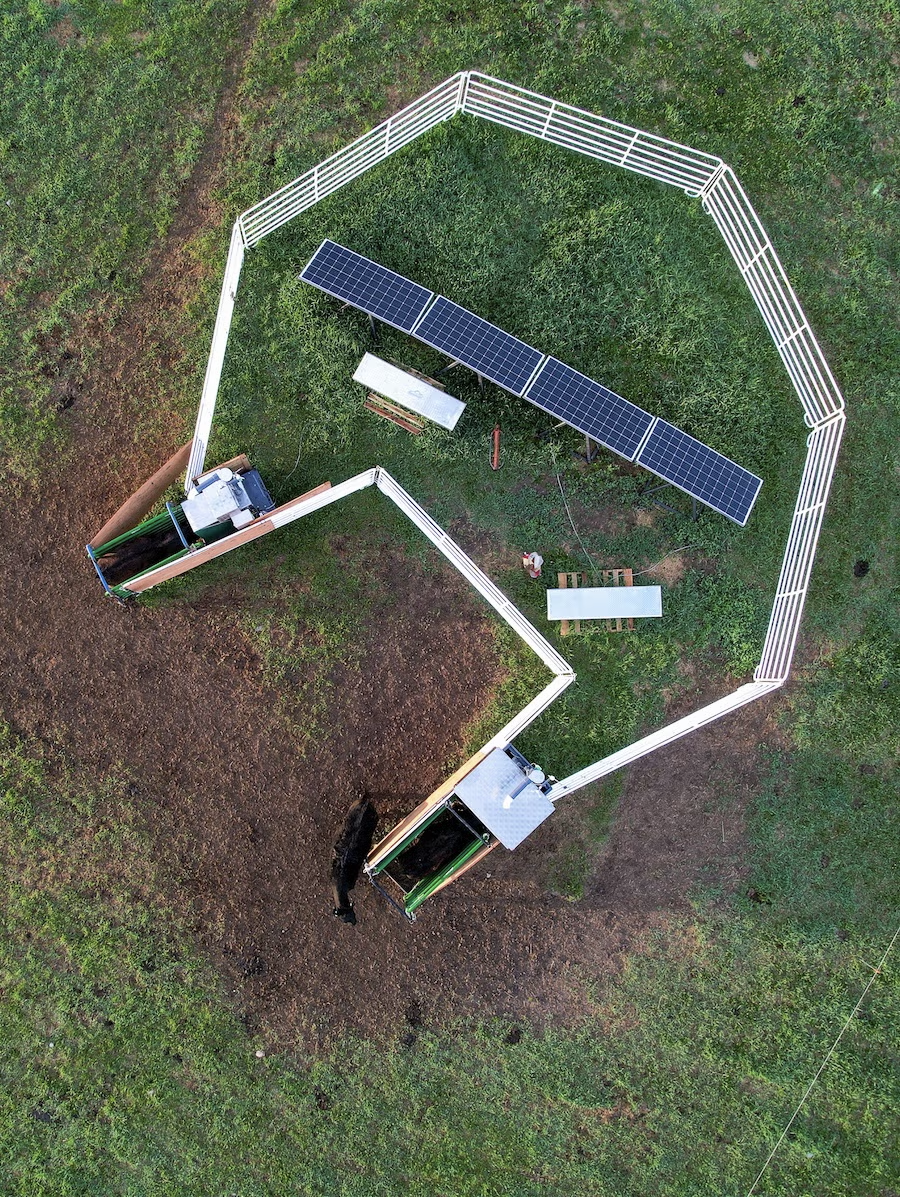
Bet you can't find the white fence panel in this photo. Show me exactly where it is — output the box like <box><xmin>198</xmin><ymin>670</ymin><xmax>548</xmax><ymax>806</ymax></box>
<box><xmin>703</xmin><ymin>168</ymin><xmax>844</xmax><ymax>426</ymax></box>
<box><xmin>268</xmin><ymin>468</ymin><xmax>377</xmax><ymax>528</ymax></box>
<box><xmin>777</xmin><ymin>324</ymin><xmax>847</xmax><ymax>428</ymax></box>
<box><xmin>549</xmin><ymin>681</ymin><xmax>781</xmax><ymax>800</ymax></box>
<box><xmin>239</xmin><ymin>74</ymin><xmax>463</xmax><ymax>247</ymax></box>
<box><xmin>185</xmin><ymin>220</ymin><xmax>245</xmax><ymax>486</ymax></box>
<box><xmin>239</xmin><ymin>172</ymin><xmax>318</xmax><ymax>246</ymax></box>
<box><xmin>755</xmin><ymin>414</ymin><xmax>845</xmax><ymax>681</ymax></box>
<box><xmin>484</xmin><ymin>673</ymin><xmax>575</xmax><ymax>752</ymax></box>
<box><xmin>463</xmin><ymin>72</ymin><xmax>722</xmax><ymax>195</ymax></box>
<box><xmin>375</xmin><ymin>468</ymin><xmax>574</xmax><ymax>679</ymax></box>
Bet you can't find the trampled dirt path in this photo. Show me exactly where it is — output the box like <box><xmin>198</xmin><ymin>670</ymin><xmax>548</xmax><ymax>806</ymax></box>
<box><xmin>0</xmin><ymin>11</ymin><xmax>783</xmax><ymax>1045</ymax></box>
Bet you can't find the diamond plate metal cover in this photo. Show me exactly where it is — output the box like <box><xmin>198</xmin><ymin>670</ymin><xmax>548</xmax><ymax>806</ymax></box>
<box><xmin>454</xmin><ymin>748</ymin><xmax>554</xmax><ymax>850</ymax></box>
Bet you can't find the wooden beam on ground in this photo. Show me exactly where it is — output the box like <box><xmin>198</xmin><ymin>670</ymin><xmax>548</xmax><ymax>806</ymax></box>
<box><xmin>90</xmin><ymin>441</ymin><xmax>192</xmax><ymax>550</ymax></box>
<box><xmin>364</xmin><ymin>394</ymin><xmax>426</xmax><ymax>434</ymax></box>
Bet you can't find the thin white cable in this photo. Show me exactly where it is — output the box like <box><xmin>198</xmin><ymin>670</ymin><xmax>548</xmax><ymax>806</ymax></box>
<box><xmin>283</xmin><ymin>435</ymin><xmax>304</xmax><ymax>481</ymax></box>
<box><xmin>631</xmin><ymin>545</ymin><xmax>697</xmax><ymax>578</ymax></box>
<box><xmin>746</xmin><ymin>922</ymin><xmax>900</xmax><ymax>1197</ymax></box>
<box><xmin>549</xmin><ymin>442</ymin><xmax>599</xmax><ymax>573</ymax></box>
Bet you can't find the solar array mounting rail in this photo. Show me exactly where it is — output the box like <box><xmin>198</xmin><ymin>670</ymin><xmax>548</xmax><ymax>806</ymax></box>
<box><xmin>300</xmin><ymin>240</ymin><xmax>763</xmax><ymax>525</ymax></box>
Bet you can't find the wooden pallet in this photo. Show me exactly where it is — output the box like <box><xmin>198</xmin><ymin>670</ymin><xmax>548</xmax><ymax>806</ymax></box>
<box><xmin>556</xmin><ymin>567</ymin><xmax>635</xmax><ymax>635</ymax></box>
<box><xmin>364</xmin><ymin>393</ymin><xmax>426</xmax><ymax>434</ymax></box>
<box><xmin>362</xmin><ymin>362</ymin><xmax>446</xmax><ymax>434</ymax></box>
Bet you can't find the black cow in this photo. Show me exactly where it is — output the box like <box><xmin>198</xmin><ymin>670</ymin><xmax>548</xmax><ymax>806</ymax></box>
<box><xmin>331</xmin><ymin>795</ymin><xmax>377</xmax><ymax>925</ymax></box>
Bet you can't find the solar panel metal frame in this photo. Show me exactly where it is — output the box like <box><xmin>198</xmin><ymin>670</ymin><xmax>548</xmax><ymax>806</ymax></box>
<box><xmin>524</xmin><ymin>357</ymin><xmax>655</xmax><ymax>461</ymax></box>
<box><xmin>410</xmin><ymin>296</ymin><xmax>545</xmax><ymax>396</ymax></box>
<box><xmin>300</xmin><ymin>239</ymin><xmax>434</xmax><ymax>334</ymax></box>
<box><xmin>635</xmin><ymin>419</ymin><xmax>763</xmax><ymax>526</ymax></box>
<box><xmin>300</xmin><ymin>241</ymin><xmax>763</xmax><ymax>525</ymax></box>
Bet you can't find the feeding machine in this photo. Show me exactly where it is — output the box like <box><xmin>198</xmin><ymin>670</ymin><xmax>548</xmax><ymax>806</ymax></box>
<box><xmin>366</xmin><ymin>745</ymin><xmax>553</xmax><ymax>919</ymax></box>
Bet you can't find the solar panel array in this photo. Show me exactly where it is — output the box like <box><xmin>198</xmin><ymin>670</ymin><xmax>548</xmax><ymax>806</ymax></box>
<box><xmin>635</xmin><ymin>421</ymin><xmax>763</xmax><ymax>526</ymax></box>
<box><xmin>300</xmin><ymin>240</ymin><xmax>433</xmax><ymax>333</ymax></box>
<box><xmin>412</xmin><ymin>297</ymin><xmax>544</xmax><ymax>395</ymax></box>
<box><xmin>300</xmin><ymin>241</ymin><xmax>763</xmax><ymax>524</ymax></box>
<box><xmin>524</xmin><ymin>358</ymin><xmax>654</xmax><ymax>461</ymax></box>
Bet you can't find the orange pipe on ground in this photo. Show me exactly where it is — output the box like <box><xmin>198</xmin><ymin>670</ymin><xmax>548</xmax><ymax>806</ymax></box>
<box><xmin>491</xmin><ymin>424</ymin><xmax>501</xmax><ymax>470</ymax></box>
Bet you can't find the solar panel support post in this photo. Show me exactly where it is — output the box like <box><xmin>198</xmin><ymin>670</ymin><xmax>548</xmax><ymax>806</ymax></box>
<box><xmin>433</xmin><ymin>360</ymin><xmax>463</xmax><ymax>379</ymax></box>
<box><xmin>368</xmin><ymin>313</ymin><xmax>380</xmax><ymax>346</ymax></box>
<box><xmin>640</xmin><ymin>480</ymin><xmax>699</xmax><ymax>522</ymax></box>
<box><xmin>435</xmin><ymin>361</ymin><xmax>486</xmax><ymax>391</ymax></box>
<box><xmin>578</xmin><ymin>435</ymin><xmax>599</xmax><ymax>464</ymax></box>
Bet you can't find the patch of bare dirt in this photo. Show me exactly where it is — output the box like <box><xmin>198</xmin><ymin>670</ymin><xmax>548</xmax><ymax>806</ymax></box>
<box><xmin>633</xmin><ymin>506</ymin><xmax>657</xmax><ymax>527</ymax></box>
<box><xmin>643</xmin><ymin>551</ymin><xmax>687</xmax><ymax>587</ymax></box>
<box><xmin>0</xmin><ymin>3</ymin><xmax>786</xmax><ymax>1048</ymax></box>
<box><xmin>554</xmin><ymin>488</ymin><xmax>660</xmax><ymax>542</ymax></box>
<box><xmin>47</xmin><ymin>16</ymin><xmax>83</xmax><ymax>48</ymax></box>
<box><xmin>586</xmin><ymin>682</ymin><xmax>788</xmax><ymax>915</ymax></box>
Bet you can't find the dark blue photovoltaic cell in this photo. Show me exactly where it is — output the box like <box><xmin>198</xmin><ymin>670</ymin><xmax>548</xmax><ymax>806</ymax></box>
<box><xmin>300</xmin><ymin>240</ymin><xmax>433</xmax><ymax>333</ymax></box>
<box><xmin>636</xmin><ymin>420</ymin><xmax>763</xmax><ymax>526</ymax></box>
<box><xmin>524</xmin><ymin>358</ymin><xmax>654</xmax><ymax>461</ymax></box>
<box><xmin>411</xmin><ymin>297</ymin><xmax>544</xmax><ymax>395</ymax></box>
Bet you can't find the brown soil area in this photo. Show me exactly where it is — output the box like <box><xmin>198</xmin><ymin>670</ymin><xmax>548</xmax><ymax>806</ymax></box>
<box><xmin>0</xmin><ymin>9</ymin><xmax>784</xmax><ymax>1047</ymax></box>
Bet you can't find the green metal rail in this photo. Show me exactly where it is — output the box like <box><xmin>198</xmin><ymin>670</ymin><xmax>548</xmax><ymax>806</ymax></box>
<box><xmin>92</xmin><ymin>505</ymin><xmax>233</xmax><ymax>598</ymax></box>
<box><xmin>404</xmin><ymin>836</ymin><xmax>487</xmax><ymax>915</ymax></box>
<box><xmin>368</xmin><ymin>803</ymin><xmax>450</xmax><ymax>877</ymax></box>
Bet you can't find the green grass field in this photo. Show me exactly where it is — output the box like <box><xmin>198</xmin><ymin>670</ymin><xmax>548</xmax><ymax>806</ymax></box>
<box><xmin>1</xmin><ymin>1</ymin><xmax>898</xmax><ymax>1193</ymax></box>
<box><xmin>0</xmin><ymin>0</ymin><xmax>248</xmax><ymax>484</ymax></box>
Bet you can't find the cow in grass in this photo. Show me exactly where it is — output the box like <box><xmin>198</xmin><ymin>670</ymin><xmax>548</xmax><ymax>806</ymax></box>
<box><xmin>331</xmin><ymin>795</ymin><xmax>377</xmax><ymax>925</ymax></box>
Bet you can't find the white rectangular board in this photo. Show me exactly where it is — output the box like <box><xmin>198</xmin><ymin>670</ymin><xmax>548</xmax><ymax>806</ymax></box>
<box><xmin>353</xmin><ymin>353</ymin><xmax>466</xmax><ymax>430</ymax></box>
<box><xmin>547</xmin><ymin>585</ymin><xmax>663</xmax><ymax>621</ymax></box>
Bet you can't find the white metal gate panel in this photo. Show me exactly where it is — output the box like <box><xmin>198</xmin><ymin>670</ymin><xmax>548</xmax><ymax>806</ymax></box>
<box><xmin>239</xmin><ymin>74</ymin><xmax>463</xmax><ymax>247</ymax></box>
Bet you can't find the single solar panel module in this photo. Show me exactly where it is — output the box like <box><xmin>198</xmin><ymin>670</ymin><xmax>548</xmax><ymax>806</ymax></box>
<box><xmin>300</xmin><ymin>240</ymin><xmax>433</xmax><ymax>333</ymax></box>
<box><xmin>636</xmin><ymin>420</ymin><xmax>763</xmax><ymax>526</ymax></box>
<box><xmin>525</xmin><ymin>358</ymin><xmax>655</xmax><ymax>461</ymax></box>
<box><xmin>412</xmin><ymin>297</ymin><xmax>544</xmax><ymax>395</ymax></box>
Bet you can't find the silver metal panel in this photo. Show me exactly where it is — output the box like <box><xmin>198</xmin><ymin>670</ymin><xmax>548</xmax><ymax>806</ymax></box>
<box><xmin>454</xmin><ymin>747</ymin><xmax>554</xmax><ymax>850</ymax></box>
<box><xmin>353</xmin><ymin>353</ymin><xmax>466</xmax><ymax>430</ymax></box>
<box><xmin>182</xmin><ymin>471</ymin><xmax>252</xmax><ymax>533</ymax></box>
<box><xmin>547</xmin><ymin>585</ymin><xmax>663</xmax><ymax>621</ymax></box>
